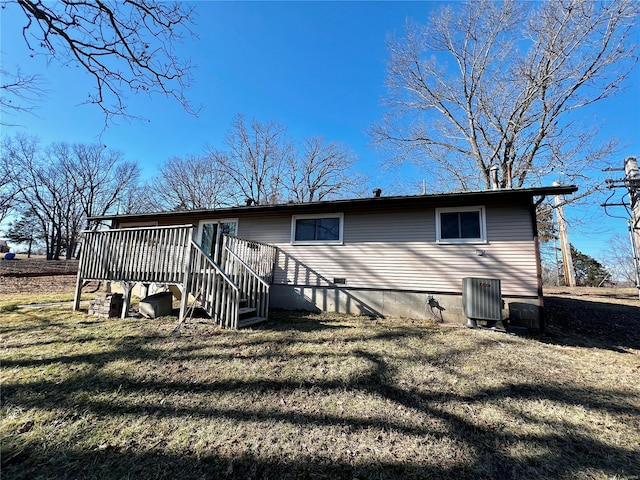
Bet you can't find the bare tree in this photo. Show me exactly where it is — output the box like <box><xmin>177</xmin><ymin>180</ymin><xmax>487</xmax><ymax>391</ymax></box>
<box><xmin>212</xmin><ymin>114</ymin><xmax>293</xmax><ymax>206</ymax></box>
<box><xmin>59</xmin><ymin>143</ymin><xmax>140</xmax><ymax>229</ymax></box>
<box><xmin>0</xmin><ymin>68</ymin><xmax>47</xmax><ymax>124</ymax></box>
<box><xmin>0</xmin><ymin>155</ymin><xmax>19</xmax><ymax>226</ymax></box>
<box><xmin>285</xmin><ymin>136</ymin><xmax>363</xmax><ymax>202</ymax></box>
<box><xmin>156</xmin><ymin>154</ymin><xmax>231</xmax><ymax>210</ymax></box>
<box><xmin>372</xmin><ymin>0</ymin><xmax>638</xmax><ymax>193</ymax></box>
<box><xmin>2</xmin><ymin>134</ymin><xmax>142</xmax><ymax>257</ymax></box>
<box><xmin>4</xmin><ymin>0</ymin><xmax>198</xmax><ymax>124</ymax></box>
<box><xmin>3</xmin><ymin>135</ymin><xmax>70</xmax><ymax>259</ymax></box>
<box><xmin>115</xmin><ymin>181</ymin><xmax>165</xmax><ymax>215</ymax></box>
<box><xmin>604</xmin><ymin>234</ymin><xmax>637</xmax><ymax>284</ymax></box>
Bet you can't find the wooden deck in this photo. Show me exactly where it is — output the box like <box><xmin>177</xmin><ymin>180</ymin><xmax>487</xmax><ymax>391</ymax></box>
<box><xmin>73</xmin><ymin>225</ymin><xmax>277</xmax><ymax>328</ymax></box>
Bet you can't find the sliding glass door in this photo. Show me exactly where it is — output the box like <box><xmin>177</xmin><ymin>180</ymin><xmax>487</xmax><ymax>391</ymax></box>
<box><xmin>197</xmin><ymin>219</ymin><xmax>238</xmax><ymax>263</ymax></box>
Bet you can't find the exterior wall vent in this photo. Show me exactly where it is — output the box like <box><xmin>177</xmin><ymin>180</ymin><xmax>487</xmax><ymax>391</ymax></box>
<box><xmin>462</xmin><ymin>277</ymin><xmax>502</xmax><ymax>322</ymax></box>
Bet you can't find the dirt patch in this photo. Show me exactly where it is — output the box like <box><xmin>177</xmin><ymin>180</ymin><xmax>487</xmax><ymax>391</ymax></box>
<box><xmin>0</xmin><ymin>256</ymin><xmax>78</xmax><ymax>277</ymax></box>
<box><xmin>0</xmin><ymin>275</ymin><xmax>80</xmax><ymax>296</ymax></box>
<box><xmin>0</xmin><ymin>257</ymin><xmax>79</xmax><ymax>295</ymax></box>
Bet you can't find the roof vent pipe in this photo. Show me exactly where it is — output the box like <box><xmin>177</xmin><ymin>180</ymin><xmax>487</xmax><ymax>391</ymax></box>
<box><xmin>490</xmin><ymin>166</ymin><xmax>499</xmax><ymax>190</ymax></box>
<box><xmin>373</xmin><ymin>188</ymin><xmax>382</xmax><ymax>198</ymax></box>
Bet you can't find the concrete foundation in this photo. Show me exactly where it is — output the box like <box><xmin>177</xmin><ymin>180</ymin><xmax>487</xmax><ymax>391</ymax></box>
<box><xmin>270</xmin><ymin>285</ymin><xmax>542</xmax><ymax>330</ymax></box>
<box><xmin>507</xmin><ymin>301</ymin><xmax>544</xmax><ymax>332</ymax></box>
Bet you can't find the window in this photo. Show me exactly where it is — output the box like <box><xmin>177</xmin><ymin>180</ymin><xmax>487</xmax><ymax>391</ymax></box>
<box><xmin>436</xmin><ymin>206</ymin><xmax>486</xmax><ymax>243</ymax></box>
<box><xmin>118</xmin><ymin>221</ymin><xmax>158</xmax><ymax>228</ymax></box>
<box><xmin>291</xmin><ymin>214</ymin><xmax>343</xmax><ymax>244</ymax></box>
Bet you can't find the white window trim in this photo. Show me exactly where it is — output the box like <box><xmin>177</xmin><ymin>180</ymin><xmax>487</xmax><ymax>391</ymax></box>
<box><xmin>435</xmin><ymin>206</ymin><xmax>487</xmax><ymax>244</ymax></box>
<box><xmin>196</xmin><ymin>218</ymin><xmax>239</xmax><ymax>243</ymax></box>
<box><xmin>291</xmin><ymin>213</ymin><xmax>344</xmax><ymax>245</ymax></box>
<box><xmin>197</xmin><ymin>218</ymin><xmax>239</xmax><ymax>261</ymax></box>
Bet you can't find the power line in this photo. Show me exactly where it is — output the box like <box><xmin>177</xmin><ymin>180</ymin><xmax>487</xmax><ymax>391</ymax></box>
<box><xmin>602</xmin><ymin>156</ymin><xmax>640</xmax><ymax>298</ymax></box>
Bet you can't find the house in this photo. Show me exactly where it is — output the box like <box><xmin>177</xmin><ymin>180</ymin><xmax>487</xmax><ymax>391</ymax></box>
<box><xmin>74</xmin><ymin>184</ymin><xmax>577</xmax><ymax>332</ymax></box>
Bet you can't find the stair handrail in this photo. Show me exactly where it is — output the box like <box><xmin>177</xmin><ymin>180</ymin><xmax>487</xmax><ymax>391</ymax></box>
<box><xmin>188</xmin><ymin>239</ymin><xmax>240</xmax><ymax>328</ymax></box>
<box><xmin>222</xmin><ymin>244</ymin><xmax>271</xmax><ymax>322</ymax></box>
<box><xmin>190</xmin><ymin>239</ymin><xmax>238</xmax><ymax>288</ymax></box>
<box><xmin>223</xmin><ymin>247</ymin><xmax>270</xmax><ymax>288</ymax></box>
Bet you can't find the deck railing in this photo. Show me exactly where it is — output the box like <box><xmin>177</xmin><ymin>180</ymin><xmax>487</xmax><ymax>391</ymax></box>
<box><xmin>78</xmin><ymin>224</ymin><xmax>193</xmax><ymax>283</ymax></box>
<box><xmin>74</xmin><ymin>226</ymin><xmax>276</xmax><ymax>329</ymax></box>
<box><xmin>223</xmin><ymin>234</ymin><xmax>277</xmax><ymax>283</ymax></box>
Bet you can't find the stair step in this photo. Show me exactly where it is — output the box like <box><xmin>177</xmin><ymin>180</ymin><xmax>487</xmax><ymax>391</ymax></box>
<box><xmin>238</xmin><ymin>316</ymin><xmax>267</xmax><ymax>328</ymax></box>
<box><xmin>239</xmin><ymin>306</ymin><xmax>256</xmax><ymax>316</ymax></box>
<box><xmin>238</xmin><ymin>307</ymin><xmax>257</xmax><ymax>321</ymax></box>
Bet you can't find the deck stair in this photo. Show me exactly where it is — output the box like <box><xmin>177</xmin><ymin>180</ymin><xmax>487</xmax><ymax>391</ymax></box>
<box><xmin>73</xmin><ymin>225</ymin><xmax>277</xmax><ymax>329</ymax></box>
<box><xmin>238</xmin><ymin>299</ymin><xmax>266</xmax><ymax>328</ymax></box>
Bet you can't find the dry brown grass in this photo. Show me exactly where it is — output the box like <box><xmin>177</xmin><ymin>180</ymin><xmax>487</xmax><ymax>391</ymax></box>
<box><xmin>2</xmin><ymin>285</ymin><xmax>639</xmax><ymax>480</ymax></box>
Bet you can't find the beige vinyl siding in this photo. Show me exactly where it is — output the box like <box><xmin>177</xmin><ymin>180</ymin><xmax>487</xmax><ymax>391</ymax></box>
<box><xmin>237</xmin><ymin>215</ymin><xmax>292</xmax><ymax>244</ymax></box>
<box><xmin>115</xmin><ymin>201</ymin><xmax>539</xmax><ymax>297</ymax></box>
<box><xmin>239</xmin><ymin>204</ymin><xmax>538</xmax><ymax>297</ymax></box>
<box><xmin>486</xmin><ymin>206</ymin><xmax>534</xmax><ymax>241</ymax></box>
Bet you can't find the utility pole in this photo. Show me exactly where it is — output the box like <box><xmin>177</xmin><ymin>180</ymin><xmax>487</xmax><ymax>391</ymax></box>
<box><xmin>554</xmin><ymin>189</ymin><xmax>576</xmax><ymax>287</ymax></box>
<box><xmin>625</xmin><ymin>157</ymin><xmax>640</xmax><ymax>252</ymax></box>
<box><xmin>624</xmin><ymin>157</ymin><xmax>640</xmax><ymax>299</ymax></box>
<box><xmin>602</xmin><ymin>156</ymin><xmax>640</xmax><ymax>299</ymax></box>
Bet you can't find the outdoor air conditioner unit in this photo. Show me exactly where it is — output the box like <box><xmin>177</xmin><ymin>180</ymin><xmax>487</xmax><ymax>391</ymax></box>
<box><xmin>462</xmin><ymin>277</ymin><xmax>502</xmax><ymax>327</ymax></box>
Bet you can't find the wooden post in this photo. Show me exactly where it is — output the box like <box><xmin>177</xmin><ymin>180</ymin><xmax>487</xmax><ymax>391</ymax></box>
<box><xmin>534</xmin><ymin>234</ymin><xmax>545</xmax><ymax>333</ymax></box>
<box><xmin>73</xmin><ymin>272</ymin><xmax>84</xmax><ymax>311</ymax></box>
<box><xmin>179</xmin><ymin>229</ymin><xmax>194</xmax><ymax>322</ymax></box>
<box><xmin>120</xmin><ymin>281</ymin><xmax>133</xmax><ymax>319</ymax></box>
<box><xmin>73</xmin><ymin>240</ymin><xmax>86</xmax><ymax>311</ymax></box>
<box><xmin>554</xmin><ymin>192</ymin><xmax>576</xmax><ymax>287</ymax></box>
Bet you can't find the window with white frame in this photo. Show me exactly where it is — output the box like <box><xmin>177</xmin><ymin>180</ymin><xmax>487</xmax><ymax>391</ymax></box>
<box><xmin>291</xmin><ymin>213</ymin><xmax>343</xmax><ymax>244</ymax></box>
<box><xmin>435</xmin><ymin>206</ymin><xmax>486</xmax><ymax>243</ymax></box>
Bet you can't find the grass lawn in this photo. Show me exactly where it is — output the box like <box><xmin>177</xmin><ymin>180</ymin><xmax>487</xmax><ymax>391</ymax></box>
<box><xmin>1</xmin><ymin>294</ymin><xmax>639</xmax><ymax>479</ymax></box>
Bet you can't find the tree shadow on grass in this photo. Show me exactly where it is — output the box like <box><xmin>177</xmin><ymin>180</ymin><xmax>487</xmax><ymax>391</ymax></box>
<box><xmin>2</xmin><ymin>311</ymin><xmax>639</xmax><ymax>479</ymax></box>
<box><xmin>4</xmin><ymin>348</ymin><xmax>638</xmax><ymax>479</ymax></box>
<box><xmin>542</xmin><ymin>295</ymin><xmax>640</xmax><ymax>352</ymax></box>
<box><xmin>4</xmin><ymin>379</ymin><xmax>637</xmax><ymax>479</ymax></box>
<box><xmin>3</xmin><ymin>447</ymin><xmax>474</xmax><ymax>480</ymax></box>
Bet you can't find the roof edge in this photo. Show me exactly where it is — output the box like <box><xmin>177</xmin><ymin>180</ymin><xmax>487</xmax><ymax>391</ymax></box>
<box><xmin>89</xmin><ymin>184</ymin><xmax>578</xmax><ymax>221</ymax></box>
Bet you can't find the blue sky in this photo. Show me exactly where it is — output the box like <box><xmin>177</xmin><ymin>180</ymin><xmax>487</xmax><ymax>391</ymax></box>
<box><xmin>1</xmin><ymin>1</ymin><xmax>639</xmax><ymax>262</ymax></box>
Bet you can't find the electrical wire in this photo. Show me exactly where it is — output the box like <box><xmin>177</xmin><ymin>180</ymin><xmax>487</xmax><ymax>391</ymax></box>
<box><xmin>602</xmin><ymin>188</ymin><xmax>631</xmax><ymax>220</ymax></box>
